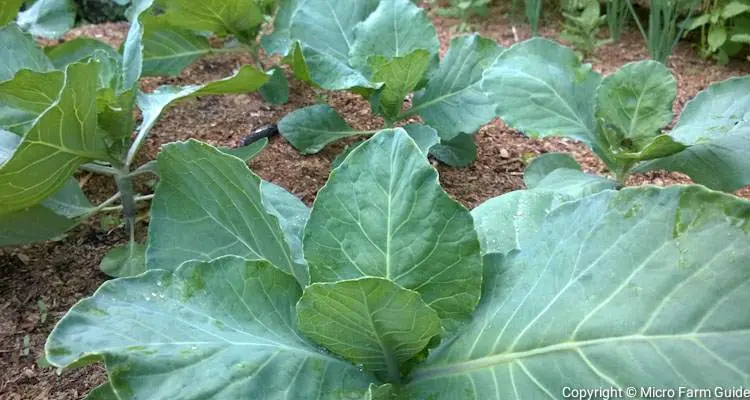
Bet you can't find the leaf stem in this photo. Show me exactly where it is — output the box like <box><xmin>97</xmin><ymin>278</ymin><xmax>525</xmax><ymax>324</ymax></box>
<box><xmin>80</xmin><ymin>163</ymin><xmax>119</xmax><ymax>176</ymax></box>
<box><xmin>100</xmin><ymin>194</ymin><xmax>154</xmax><ymax>212</ymax></box>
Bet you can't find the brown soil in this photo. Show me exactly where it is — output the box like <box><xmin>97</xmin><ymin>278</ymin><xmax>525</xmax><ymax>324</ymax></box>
<box><xmin>2</xmin><ymin>5</ymin><xmax>749</xmax><ymax>399</ymax></box>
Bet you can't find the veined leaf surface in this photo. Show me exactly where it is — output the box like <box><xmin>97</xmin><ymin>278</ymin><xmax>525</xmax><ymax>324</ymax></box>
<box><xmin>0</xmin><ymin>24</ymin><xmax>54</xmax><ymax>81</ymax></box>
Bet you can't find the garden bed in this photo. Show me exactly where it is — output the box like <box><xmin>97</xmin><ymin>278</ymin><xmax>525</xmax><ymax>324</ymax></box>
<box><xmin>1</xmin><ymin>6</ymin><xmax>749</xmax><ymax>399</ymax></box>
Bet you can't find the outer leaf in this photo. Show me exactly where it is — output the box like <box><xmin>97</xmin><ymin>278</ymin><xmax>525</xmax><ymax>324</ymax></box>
<box><xmin>219</xmin><ymin>137</ymin><xmax>268</xmax><ymax>161</ymax></box>
<box><xmin>297</xmin><ymin>277</ymin><xmax>441</xmax><ymax>381</ymax></box>
<box><xmin>637</xmin><ymin>76</ymin><xmax>750</xmax><ymax>191</ymax></box>
<box><xmin>370</xmin><ymin>50</ymin><xmax>430</xmax><ymax>118</ymax></box>
<box><xmin>258</xmin><ymin>66</ymin><xmax>289</xmax><ymax>105</ymax></box>
<box><xmin>0</xmin><ymin>24</ymin><xmax>54</xmax><ymax>81</ymax></box>
<box><xmin>722</xmin><ymin>1</ymin><xmax>750</xmax><ymax>18</ymax></box>
<box><xmin>402</xmin><ymin>124</ymin><xmax>439</xmax><ymax>155</ymax></box>
<box><xmin>46</xmin><ymin>257</ymin><xmax>375</xmax><ymax>399</ymax></box>
<box><xmin>471</xmin><ymin>190</ymin><xmax>569</xmax><ymax>255</ymax></box>
<box><xmin>99</xmin><ymin>243</ymin><xmax>147</xmax><ymax>278</ymax></box>
<box><xmin>44</xmin><ymin>38</ymin><xmax>121</xmax><ymax>70</ymax></box>
<box><xmin>429</xmin><ymin>133</ymin><xmax>476</xmax><ymax>167</ymax></box>
<box><xmin>0</xmin><ymin>62</ymin><xmax>109</xmax><ymax>214</ymax></box>
<box><xmin>291</xmin><ymin>44</ymin><xmax>375</xmax><ymax>91</ymax></box>
<box><xmin>596</xmin><ymin>60</ymin><xmax>676</xmax><ymax>148</ymax></box>
<box><xmin>279</xmin><ymin>105</ymin><xmax>366</xmax><ymax>154</ymax></box>
<box><xmin>16</xmin><ymin>0</ymin><xmax>75</xmax><ymax>39</ymax></box>
<box><xmin>534</xmin><ymin>168</ymin><xmax>620</xmax><ymax>198</ymax></box>
<box><xmin>523</xmin><ymin>152</ymin><xmax>581</xmax><ymax>189</ymax></box>
<box><xmin>141</xmin><ymin>20</ymin><xmax>213</xmax><ymax>77</ymax></box>
<box><xmin>0</xmin><ymin>69</ymin><xmax>64</xmax><ymax>134</ymax></box>
<box><xmin>148</xmin><ymin>140</ymin><xmax>308</xmax><ymax>285</ymax></box>
<box><xmin>349</xmin><ymin>0</ymin><xmax>440</xmax><ymax>70</ymax></box>
<box><xmin>305</xmin><ymin>130</ymin><xmax>482</xmax><ymax>327</ymax></box>
<box><xmin>406</xmin><ymin>185</ymin><xmax>750</xmax><ymax>398</ymax></box>
<box><xmin>482</xmin><ymin>38</ymin><xmax>608</xmax><ymax>163</ymax></box>
<box><xmin>0</xmin><ymin>0</ymin><xmax>23</xmax><ymax>25</ymax></box>
<box><xmin>260</xmin><ymin>180</ymin><xmax>310</xmax><ymax>267</ymax></box>
<box><xmin>158</xmin><ymin>0</ymin><xmax>263</xmax><ymax>41</ymax></box>
<box><xmin>261</xmin><ymin>0</ymin><xmax>302</xmax><ymax>56</ymax></box>
<box><xmin>411</xmin><ymin>34</ymin><xmax>502</xmax><ymax>140</ymax></box>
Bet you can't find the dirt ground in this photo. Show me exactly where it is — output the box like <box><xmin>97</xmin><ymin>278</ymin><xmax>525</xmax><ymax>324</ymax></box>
<box><xmin>2</xmin><ymin>4</ymin><xmax>750</xmax><ymax>399</ymax></box>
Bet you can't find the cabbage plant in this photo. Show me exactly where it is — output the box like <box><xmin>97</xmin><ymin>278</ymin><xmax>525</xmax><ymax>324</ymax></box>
<box><xmin>0</xmin><ymin>1</ymin><xmax>272</xmax><ymax>275</ymax></box>
<box><xmin>482</xmin><ymin>37</ymin><xmax>750</xmax><ymax>192</ymax></box>
<box><xmin>45</xmin><ymin>129</ymin><xmax>750</xmax><ymax>398</ymax></box>
<box><xmin>267</xmin><ymin>0</ymin><xmax>501</xmax><ymax>166</ymax></box>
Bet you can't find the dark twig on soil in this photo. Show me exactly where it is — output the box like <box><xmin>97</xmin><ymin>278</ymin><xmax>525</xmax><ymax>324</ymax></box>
<box><xmin>241</xmin><ymin>124</ymin><xmax>279</xmax><ymax>146</ymax></box>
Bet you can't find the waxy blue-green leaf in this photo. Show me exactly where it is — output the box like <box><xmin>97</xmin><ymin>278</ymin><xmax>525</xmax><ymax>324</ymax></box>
<box><xmin>411</xmin><ymin>34</ymin><xmax>502</xmax><ymax>140</ymax></box>
<box><xmin>406</xmin><ymin>185</ymin><xmax>750</xmax><ymax>398</ymax></box>
<box><xmin>402</xmin><ymin>124</ymin><xmax>439</xmax><ymax>155</ymax></box>
<box><xmin>523</xmin><ymin>152</ymin><xmax>581</xmax><ymax>188</ymax></box>
<box><xmin>258</xmin><ymin>66</ymin><xmax>289</xmax><ymax>105</ymax></box>
<box><xmin>370</xmin><ymin>50</ymin><xmax>430</xmax><ymax>118</ymax></box>
<box><xmin>0</xmin><ymin>69</ymin><xmax>64</xmax><ymax>135</ymax></box>
<box><xmin>0</xmin><ymin>0</ymin><xmax>23</xmax><ymax>25</ymax></box>
<box><xmin>148</xmin><ymin>140</ymin><xmax>308</xmax><ymax>285</ymax></box>
<box><xmin>279</xmin><ymin>105</ymin><xmax>371</xmax><ymax>154</ymax></box>
<box><xmin>471</xmin><ymin>189</ymin><xmax>569</xmax><ymax>255</ymax></box>
<box><xmin>637</xmin><ymin>76</ymin><xmax>750</xmax><ymax>192</ymax></box>
<box><xmin>349</xmin><ymin>0</ymin><xmax>439</xmax><ymax>71</ymax></box>
<box><xmin>596</xmin><ymin>60</ymin><xmax>676</xmax><ymax>149</ymax></box>
<box><xmin>16</xmin><ymin>0</ymin><xmax>75</xmax><ymax>39</ymax></box>
<box><xmin>46</xmin><ymin>257</ymin><xmax>375</xmax><ymax>399</ymax></box>
<box><xmin>121</xmin><ymin>0</ymin><xmax>155</xmax><ymax>91</ymax></box>
<box><xmin>141</xmin><ymin>19</ymin><xmax>214</xmax><ymax>77</ymax></box>
<box><xmin>99</xmin><ymin>243</ymin><xmax>147</xmax><ymax>278</ymax></box>
<box><xmin>297</xmin><ymin>277</ymin><xmax>441</xmax><ymax>381</ymax></box>
<box><xmin>524</xmin><ymin>152</ymin><xmax>619</xmax><ymax>197</ymax></box>
<box><xmin>44</xmin><ymin>38</ymin><xmax>120</xmax><ymax>70</ymax></box>
<box><xmin>482</xmin><ymin>38</ymin><xmax>608</xmax><ymax>163</ymax></box>
<box><xmin>288</xmin><ymin>42</ymin><xmax>375</xmax><ymax>92</ymax></box>
<box><xmin>260</xmin><ymin>180</ymin><xmax>310</xmax><ymax>267</ymax></box>
<box><xmin>0</xmin><ymin>61</ymin><xmax>110</xmax><ymax>214</ymax></box>
<box><xmin>429</xmin><ymin>133</ymin><xmax>476</xmax><ymax>167</ymax></box>
<box><xmin>305</xmin><ymin>130</ymin><xmax>482</xmax><ymax>327</ymax></box>
<box><xmin>0</xmin><ymin>24</ymin><xmax>54</xmax><ymax>82</ymax></box>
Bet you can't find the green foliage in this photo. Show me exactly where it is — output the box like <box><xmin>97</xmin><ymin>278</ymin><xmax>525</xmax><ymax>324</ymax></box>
<box><xmin>267</xmin><ymin>0</ymin><xmax>501</xmax><ymax>166</ymax></box>
<box><xmin>627</xmin><ymin>0</ymin><xmax>700</xmax><ymax>62</ymax></box>
<box><xmin>606</xmin><ymin>0</ymin><xmax>631</xmax><ymax>41</ymax></box>
<box><xmin>0</xmin><ymin>5</ymin><xmax>270</xmax><ymax>266</ymax></box>
<box><xmin>73</xmin><ymin>0</ymin><xmax>129</xmax><ymax>23</ymax></box>
<box><xmin>560</xmin><ymin>0</ymin><xmax>612</xmax><ymax>58</ymax></box>
<box><xmin>686</xmin><ymin>0</ymin><xmax>750</xmax><ymax>63</ymax></box>
<box><xmin>43</xmin><ymin>130</ymin><xmax>750</xmax><ymax>398</ymax></box>
<box><xmin>435</xmin><ymin>0</ymin><xmax>492</xmax><ymax>32</ymax></box>
<box><xmin>482</xmin><ymin>38</ymin><xmax>750</xmax><ymax>190</ymax></box>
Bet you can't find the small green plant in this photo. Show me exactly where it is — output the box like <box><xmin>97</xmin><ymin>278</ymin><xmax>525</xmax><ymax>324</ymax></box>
<box><xmin>44</xmin><ymin>130</ymin><xmax>750</xmax><ymax>398</ymax></box>
<box><xmin>435</xmin><ymin>0</ymin><xmax>492</xmax><ymax>32</ymax></box>
<box><xmin>524</xmin><ymin>0</ymin><xmax>543</xmax><ymax>35</ymax></box>
<box><xmin>266</xmin><ymin>0</ymin><xmax>502</xmax><ymax>167</ymax></box>
<box><xmin>627</xmin><ymin>0</ymin><xmax>700</xmax><ymax>62</ymax></box>
<box><xmin>482</xmin><ymin>38</ymin><xmax>750</xmax><ymax>192</ymax></box>
<box><xmin>606</xmin><ymin>0</ymin><xmax>631</xmax><ymax>41</ymax></box>
<box><xmin>685</xmin><ymin>0</ymin><xmax>750</xmax><ymax>63</ymax></box>
<box><xmin>0</xmin><ymin>2</ymin><xmax>272</xmax><ymax>273</ymax></box>
<box><xmin>560</xmin><ymin>0</ymin><xmax>612</xmax><ymax>58</ymax></box>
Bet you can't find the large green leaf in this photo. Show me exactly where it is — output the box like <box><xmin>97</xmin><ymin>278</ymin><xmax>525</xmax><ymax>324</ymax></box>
<box><xmin>348</xmin><ymin>0</ymin><xmax>440</xmax><ymax>71</ymax></box>
<box><xmin>402</xmin><ymin>124</ymin><xmax>439</xmax><ymax>155</ymax></box>
<box><xmin>406</xmin><ymin>185</ymin><xmax>750</xmax><ymax>398</ymax></box>
<box><xmin>596</xmin><ymin>60</ymin><xmax>676</xmax><ymax>151</ymax></box>
<box><xmin>533</xmin><ymin>168</ymin><xmax>620</xmax><ymax>198</ymax></box>
<box><xmin>429</xmin><ymin>133</ymin><xmax>476</xmax><ymax>167</ymax></box>
<box><xmin>482</xmin><ymin>38</ymin><xmax>608</xmax><ymax>163</ymax></box>
<box><xmin>523</xmin><ymin>152</ymin><xmax>581</xmax><ymax>188</ymax></box>
<box><xmin>411</xmin><ymin>34</ymin><xmax>502</xmax><ymax>140</ymax></box>
<box><xmin>16</xmin><ymin>0</ymin><xmax>75</xmax><ymax>39</ymax></box>
<box><xmin>46</xmin><ymin>257</ymin><xmax>375</xmax><ymax>399</ymax></box>
<box><xmin>0</xmin><ymin>69</ymin><xmax>64</xmax><ymax>135</ymax></box>
<box><xmin>637</xmin><ymin>76</ymin><xmax>750</xmax><ymax>191</ymax></box>
<box><xmin>148</xmin><ymin>140</ymin><xmax>308</xmax><ymax>285</ymax></box>
<box><xmin>471</xmin><ymin>189</ymin><xmax>568</xmax><ymax>255</ymax></box>
<box><xmin>289</xmin><ymin>44</ymin><xmax>375</xmax><ymax>91</ymax></box>
<box><xmin>44</xmin><ymin>38</ymin><xmax>121</xmax><ymax>70</ymax></box>
<box><xmin>297</xmin><ymin>277</ymin><xmax>441</xmax><ymax>382</ymax></box>
<box><xmin>0</xmin><ymin>0</ymin><xmax>23</xmax><ymax>25</ymax></box>
<box><xmin>0</xmin><ymin>24</ymin><xmax>54</xmax><ymax>82</ymax></box>
<box><xmin>0</xmin><ymin>61</ymin><xmax>110</xmax><ymax>215</ymax></box>
<box><xmin>370</xmin><ymin>50</ymin><xmax>430</xmax><ymax>118</ymax></box>
<box><xmin>159</xmin><ymin>0</ymin><xmax>263</xmax><ymax>42</ymax></box>
<box><xmin>279</xmin><ymin>105</ymin><xmax>370</xmax><ymax>154</ymax></box>
<box><xmin>141</xmin><ymin>19</ymin><xmax>214</xmax><ymax>77</ymax></box>
<box><xmin>304</xmin><ymin>130</ymin><xmax>482</xmax><ymax>328</ymax></box>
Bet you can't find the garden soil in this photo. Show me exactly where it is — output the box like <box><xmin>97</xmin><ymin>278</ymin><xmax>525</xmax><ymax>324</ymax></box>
<box><xmin>2</xmin><ymin>5</ymin><xmax>750</xmax><ymax>399</ymax></box>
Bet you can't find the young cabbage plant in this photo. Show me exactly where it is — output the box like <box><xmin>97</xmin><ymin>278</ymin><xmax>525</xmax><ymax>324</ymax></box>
<box><xmin>0</xmin><ymin>4</ymin><xmax>272</xmax><ymax>276</ymax></box>
<box><xmin>45</xmin><ymin>130</ymin><xmax>750</xmax><ymax>399</ymax></box>
<box><xmin>266</xmin><ymin>0</ymin><xmax>501</xmax><ymax>167</ymax></box>
<box><xmin>137</xmin><ymin>0</ymin><xmax>288</xmax><ymax>104</ymax></box>
<box><xmin>482</xmin><ymin>37</ymin><xmax>750</xmax><ymax>192</ymax></box>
